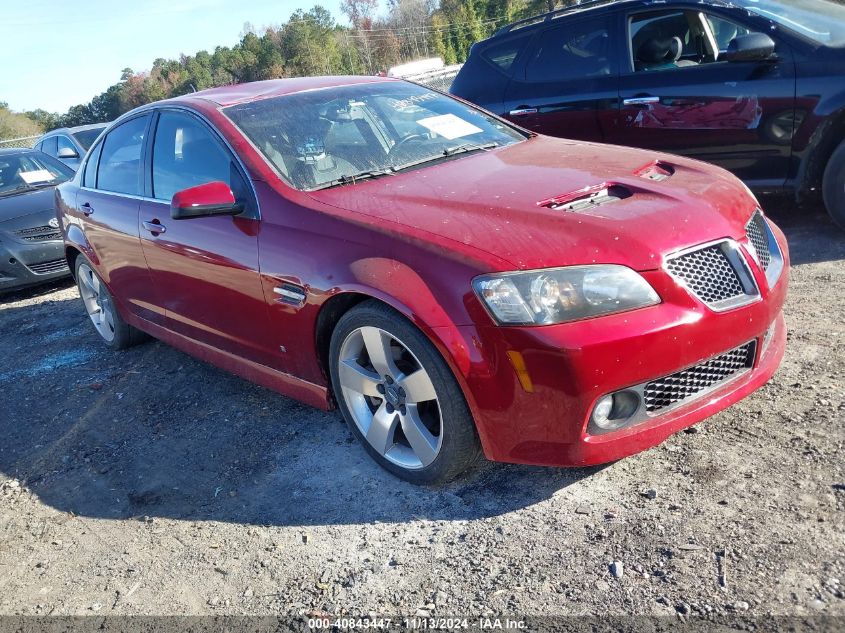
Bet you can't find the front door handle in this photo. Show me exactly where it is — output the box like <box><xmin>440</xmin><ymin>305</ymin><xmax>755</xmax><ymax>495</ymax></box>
<box><xmin>80</xmin><ymin>202</ymin><xmax>94</xmax><ymax>216</ymax></box>
<box><xmin>623</xmin><ymin>96</ymin><xmax>661</xmax><ymax>106</ymax></box>
<box><xmin>142</xmin><ymin>220</ymin><xmax>166</xmax><ymax>235</ymax></box>
<box><xmin>509</xmin><ymin>107</ymin><xmax>538</xmax><ymax>117</ymax></box>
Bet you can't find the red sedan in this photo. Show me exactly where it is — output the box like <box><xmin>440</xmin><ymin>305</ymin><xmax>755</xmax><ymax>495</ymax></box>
<box><xmin>56</xmin><ymin>76</ymin><xmax>788</xmax><ymax>483</ymax></box>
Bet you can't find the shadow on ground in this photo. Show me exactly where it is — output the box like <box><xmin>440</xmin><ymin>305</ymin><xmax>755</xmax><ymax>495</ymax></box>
<box><xmin>0</xmin><ymin>290</ymin><xmax>598</xmax><ymax>528</ymax></box>
<box><xmin>0</xmin><ymin>207</ymin><xmax>838</xmax><ymax>527</ymax></box>
<box><xmin>762</xmin><ymin>195</ymin><xmax>845</xmax><ymax>266</ymax></box>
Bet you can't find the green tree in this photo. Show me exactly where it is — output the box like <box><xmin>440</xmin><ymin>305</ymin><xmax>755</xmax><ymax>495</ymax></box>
<box><xmin>24</xmin><ymin>109</ymin><xmax>60</xmax><ymax>132</ymax></box>
<box><xmin>0</xmin><ymin>104</ymin><xmax>43</xmax><ymax>140</ymax></box>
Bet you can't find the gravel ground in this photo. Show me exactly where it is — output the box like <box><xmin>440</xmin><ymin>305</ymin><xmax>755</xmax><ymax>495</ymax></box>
<box><xmin>0</xmin><ymin>198</ymin><xmax>842</xmax><ymax>623</ymax></box>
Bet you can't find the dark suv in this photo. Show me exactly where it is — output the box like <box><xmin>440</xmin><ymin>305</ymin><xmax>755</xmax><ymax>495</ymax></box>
<box><xmin>450</xmin><ymin>0</ymin><xmax>845</xmax><ymax>227</ymax></box>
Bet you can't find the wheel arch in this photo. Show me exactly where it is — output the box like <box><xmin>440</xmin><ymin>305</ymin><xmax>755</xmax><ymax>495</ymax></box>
<box><xmin>796</xmin><ymin>105</ymin><xmax>845</xmax><ymax>198</ymax></box>
<box><xmin>64</xmin><ymin>224</ymin><xmax>98</xmax><ymax>280</ymax></box>
<box><xmin>313</xmin><ymin>288</ymin><xmax>479</xmax><ymax>416</ymax></box>
<box><xmin>65</xmin><ymin>245</ymin><xmax>82</xmax><ymax>280</ymax></box>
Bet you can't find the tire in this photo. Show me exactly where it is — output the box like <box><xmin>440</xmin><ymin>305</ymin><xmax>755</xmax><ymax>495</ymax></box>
<box><xmin>329</xmin><ymin>300</ymin><xmax>482</xmax><ymax>484</ymax></box>
<box><xmin>822</xmin><ymin>139</ymin><xmax>845</xmax><ymax>231</ymax></box>
<box><xmin>75</xmin><ymin>257</ymin><xmax>146</xmax><ymax>350</ymax></box>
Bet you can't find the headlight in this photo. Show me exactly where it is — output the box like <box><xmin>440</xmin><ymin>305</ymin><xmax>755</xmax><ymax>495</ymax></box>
<box><xmin>473</xmin><ymin>265</ymin><xmax>660</xmax><ymax>325</ymax></box>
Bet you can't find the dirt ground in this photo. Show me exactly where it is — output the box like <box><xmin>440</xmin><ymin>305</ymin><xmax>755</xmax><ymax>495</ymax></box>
<box><xmin>0</xmin><ymin>197</ymin><xmax>842</xmax><ymax>624</ymax></box>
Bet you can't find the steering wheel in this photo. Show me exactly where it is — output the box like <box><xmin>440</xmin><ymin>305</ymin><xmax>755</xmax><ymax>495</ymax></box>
<box><xmin>390</xmin><ymin>133</ymin><xmax>428</xmax><ymax>154</ymax></box>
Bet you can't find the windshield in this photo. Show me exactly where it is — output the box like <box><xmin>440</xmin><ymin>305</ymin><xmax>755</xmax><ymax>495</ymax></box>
<box><xmin>735</xmin><ymin>0</ymin><xmax>845</xmax><ymax>46</ymax></box>
<box><xmin>0</xmin><ymin>152</ymin><xmax>74</xmax><ymax>197</ymax></box>
<box><xmin>72</xmin><ymin>126</ymin><xmax>107</xmax><ymax>151</ymax></box>
<box><xmin>224</xmin><ymin>81</ymin><xmax>526</xmax><ymax>191</ymax></box>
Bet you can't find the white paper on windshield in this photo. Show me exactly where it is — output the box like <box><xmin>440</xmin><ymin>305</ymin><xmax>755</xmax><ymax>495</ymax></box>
<box><xmin>417</xmin><ymin>114</ymin><xmax>483</xmax><ymax>140</ymax></box>
<box><xmin>19</xmin><ymin>170</ymin><xmax>55</xmax><ymax>185</ymax></box>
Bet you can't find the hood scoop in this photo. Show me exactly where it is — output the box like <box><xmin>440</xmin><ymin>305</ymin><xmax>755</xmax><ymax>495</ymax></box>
<box><xmin>634</xmin><ymin>160</ymin><xmax>675</xmax><ymax>182</ymax></box>
<box><xmin>538</xmin><ymin>182</ymin><xmax>632</xmax><ymax>212</ymax></box>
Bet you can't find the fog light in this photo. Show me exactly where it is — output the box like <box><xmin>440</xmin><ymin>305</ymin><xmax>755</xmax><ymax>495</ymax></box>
<box><xmin>592</xmin><ymin>395</ymin><xmax>614</xmax><ymax>426</ymax></box>
<box><xmin>590</xmin><ymin>390</ymin><xmax>641</xmax><ymax>432</ymax></box>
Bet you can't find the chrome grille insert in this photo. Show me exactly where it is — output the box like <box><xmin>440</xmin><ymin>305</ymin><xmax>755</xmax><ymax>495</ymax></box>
<box><xmin>28</xmin><ymin>259</ymin><xmax>69</xmax><ymax>275</ymax></box>
<box><xmin>745</xmin><ymin>212</ymin><xmax>770</xmax><ymax>270</ymax></box>
<box><xmin>643</xmin><ymin>341</ymin><xmax>756</xmax><ymax>413</ymax></box>
<box><xmin>745</xmin><ymin>210</ymin><xmax>784</xmax><ymax>288</ymax></box>
<box><xmin>666</xmin><ymin>240</ymin><xmax>759</xmax><ymax>311</ymax></box>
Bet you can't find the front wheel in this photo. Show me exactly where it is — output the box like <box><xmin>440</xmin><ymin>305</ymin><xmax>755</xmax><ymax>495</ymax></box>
<box><xmin>822</xmin><ymin>139</ymin><xmax>845</xmax><ymax>231</ymax></box>
<box><xmin>329</xmin><ymin>301</ymin><xmax>482</xmax><ymax>484</ymax></box>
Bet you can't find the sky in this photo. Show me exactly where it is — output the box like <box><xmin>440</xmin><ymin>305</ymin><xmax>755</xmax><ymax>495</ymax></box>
<box><xmin>0</xmin><ymin>0</ymin><xmax>349</xmax><ymax>114</ymax></box>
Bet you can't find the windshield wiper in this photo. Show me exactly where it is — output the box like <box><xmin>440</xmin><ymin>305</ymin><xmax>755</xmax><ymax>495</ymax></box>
<box><xmin>311</xmin><ymin>143</ymin><xmax>501</xmax><ymax>190</ymax></box>
<box><xmin>311</xmin><ymin>169</ymin><xmax>395</xmax><ymax>191</ymax></box>
<box><xmin>0</xmin><ymin>184</ymin><xmax>32</xmax><ymax>198</ymax></box>
<box><xmin>391</xmin><ymin>142</ymin><xmax>500</xmax><ymax>173</ymax></box>
<box><xmin>442</xmin><ymin>142</ymin><xmax>499</xmax><ymax>157</ymax></box>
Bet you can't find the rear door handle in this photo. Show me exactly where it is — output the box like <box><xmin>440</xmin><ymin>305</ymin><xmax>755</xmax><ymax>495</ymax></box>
<box><xmin>623</xmin><ymin>96</ymin><xmax>661</xmax><ymax>106</ymax></box>
<box><xmin>509</xmin><ymin>107</ymin><xmax>538</xmax><ymax>117</ymax></box>
<box><xmin>142</xmin><ymin>220</ymin><xmax>166</xmax><ymax>235</ymax></box>
<box><xmin>80</xmin><ymin>202</ymin><xmax>94</xmax><ymax>216</ymax></box>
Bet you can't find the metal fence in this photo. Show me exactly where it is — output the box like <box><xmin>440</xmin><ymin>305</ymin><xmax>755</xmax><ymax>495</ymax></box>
<box><xmin>0</xmin><ymin>135</ymin><xmax>39</xmax><ymax>149</ymax></box>
<box><xmin>405</xmin><ymin>64</ymin><xmax>463</xmax><ymax>93</ymax></box>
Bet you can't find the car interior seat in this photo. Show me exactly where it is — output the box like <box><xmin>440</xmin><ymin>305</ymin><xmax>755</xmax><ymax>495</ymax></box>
<box><xmin>636</xmin><ymin>36</ymin><xmax>696</xmax><ymax>70</ymax></box>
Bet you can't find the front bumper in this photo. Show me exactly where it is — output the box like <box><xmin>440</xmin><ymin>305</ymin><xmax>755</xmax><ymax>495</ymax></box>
<box><xmin>449</xmin><ymin>226</ymin><xmax>789</xmax><ymax>467</ymax></box>
<box><xmin>0</xmin><ymin>238</ymin><xmax>69</xmax><ymax>292</ymax></box>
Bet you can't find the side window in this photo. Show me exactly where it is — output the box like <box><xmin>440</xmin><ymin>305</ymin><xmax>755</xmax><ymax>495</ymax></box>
<box><xmin>630</xmin><ymin>10</ymin><xmax>715</xmax><ymax>72</ymax></box>
<box><xmin>41</xmin><ymin>136</ymin><xmax>58</xmax><ymax>157</ymax></box>
<box><xmin>482</xmin><ymin>35</ymin><xmax>530</xmax><ymax>74</ymax></box>
<box><xmin>525</xmin><ymin>18</ymin><xmax>614</xmax><ymax>82</ymax></box>
<box><xmin>704</xmin><ymin>14</ymin><xmax>752</xmax><ymax>57</ymax></box>
<box><xmin>97</xmin><ymin>115</ymin><xmax>149</xmax><ymax>196</ymax></box>
<box><xmin>83</xmin><ymin>142</ymin><xmax>103</xmax><ymax>188</ymax></box>
<box><xmin>57</xmin><ymin>136</ymin><xmax>76</xmax><ymax>155</ymax></box>
<box><xmin>152</xmin><ymin>110</ymin><xmax>244</xmax><ymax>203</ymax></box>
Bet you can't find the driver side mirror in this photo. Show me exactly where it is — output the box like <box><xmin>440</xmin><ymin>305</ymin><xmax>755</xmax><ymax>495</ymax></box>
<box><xmin>57</xmin><ymin>147</ymin><xmax>79</xmax><ymax>159</ymax></box>
<box><xmin>724</xmin><ymin>33</ymin><xmax>776</xmax><ymax>63</ymax></box>
<box><xmin>170</xmin><ymin>181</ymin><xmax>243</xmax><ymax>220</ymax></box>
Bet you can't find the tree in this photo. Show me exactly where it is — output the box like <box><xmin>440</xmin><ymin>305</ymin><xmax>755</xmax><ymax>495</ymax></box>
<box><xmin>0</xmin><ymin>104</ymin><xmax>43</xmax><ymax>140</ymax></box>
<box><xmin>24</xmin><ymin>109</ymin><xmax>60</xmax><ymax>132</ymax></box>
<box><xmin>41</xmin><ymin>0</ymin><xmax>567</xmax><ymax>125</ymax></box>
<box><xmin>340</xmin><ymin>0</ymin><xmax>379</xmax><ymax>27</ymax></box>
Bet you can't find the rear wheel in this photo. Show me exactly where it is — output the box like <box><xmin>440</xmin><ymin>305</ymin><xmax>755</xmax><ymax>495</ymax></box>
<box><xmin>822</xmin><ymin>139</ymin><xmax>845</xmax><ymax>230</ymax></box>
<box><xmin>329</xmin><ymin>301</ymin><xmax>481</xmax><ymax>484</ymax></box>
<box><xmin>75</xmin><ymin>258</ymin><xmax>145</xmax><ymax>350</ymax></box>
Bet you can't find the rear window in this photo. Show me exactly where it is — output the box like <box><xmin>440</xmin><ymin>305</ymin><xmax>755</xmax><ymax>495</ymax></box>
<box><xmin>96</xmin><ymin>116</ymin><xmax>149</xmax><ymax>196</ymax></box>
<box><xmin>526</xmin><ymin>17</ymin><xmax>615</xmax><ymax>82</ymax></box>
<box><xmin>481</xmin><ymin>35</ymin><xmax>531</xmax><ymax>73</ymax></box>
<box><xmin>73</xmin><ymin>127</ymin><xmax>106</xmax><ymax>151</ymax></box>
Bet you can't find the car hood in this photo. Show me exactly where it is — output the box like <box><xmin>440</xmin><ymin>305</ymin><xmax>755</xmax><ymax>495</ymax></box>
<box><xmin>308</xmin><ymin>135</ymin><xmax>759</xmax><ymax>272</ymax></box>
<box><xmin>0</xmin><ymin>187</ymin><xmax>57</xmax><ymax>223</ymax></box>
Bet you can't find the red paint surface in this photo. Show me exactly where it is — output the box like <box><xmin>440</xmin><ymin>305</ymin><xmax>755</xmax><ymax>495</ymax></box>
<box><xmin>57</xmin><ymin>77</ymin><xmax>789</xmax><ymax>467</ymax></box>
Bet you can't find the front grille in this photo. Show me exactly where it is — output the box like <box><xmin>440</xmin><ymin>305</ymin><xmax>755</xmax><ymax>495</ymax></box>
<box><xmin>666</xmin><ymin>244</ymin><xmax>746</xmax><ymax>306</ymax></box>
<box><xmin>643</xmin><ymin>341</ymin><xmax>756</xmax><ymax>413</ymax></box>
<box><xmin>13</xmin><ymin>225</ymin><xmax>62</xmax><ymax>242</ymax></box>
<box><xmin>28</xmin><ymin>259</ymin><xmax>69</xmax><ymax>275</ymax></box>
<box><xmin>746</xmin><ymin>212</ymin><xmax>771</xmax><ymax>270</ymax></box>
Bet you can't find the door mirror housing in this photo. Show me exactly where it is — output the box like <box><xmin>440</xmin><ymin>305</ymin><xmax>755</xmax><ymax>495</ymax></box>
<box><xmin>57</xmin><ymin>147</ymin><xmax>79</xmax><ymax>159</ymax></box>
<box><xmin>724</xmin><ymin>33</ymin><xmax>776</xmax><ymax>63</ymax></box>
<box><xmin>170</xmin><ymin>181</ymin><xmax>243</xmax><ymax>220</ymax></box>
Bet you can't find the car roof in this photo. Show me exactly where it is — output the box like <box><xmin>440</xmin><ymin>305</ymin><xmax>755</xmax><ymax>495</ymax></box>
<box><xmin>168</xmin><ymin>75</ymin><xmax>402</xmax><ymax>108</ymax></box>
<box><xmin>42</xmin><ymin>122</ymin><xmax>110</xmax><ymax>137</ymax></box>
<box><xmin>493</xmin><ymin>0</ymin><xmax>733</xmax><ymax>36</ymax></box>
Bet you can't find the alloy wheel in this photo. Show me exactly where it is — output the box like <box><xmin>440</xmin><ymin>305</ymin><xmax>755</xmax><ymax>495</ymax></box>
<box><xmin>337</xmin><ymin>326</ymin><xmax>443</xmax><ymax>470</ymax></box>
<box><xmin>77</xmin><ymin>263</ymin><xmax>116</xmax><ymax>343</ymax></box>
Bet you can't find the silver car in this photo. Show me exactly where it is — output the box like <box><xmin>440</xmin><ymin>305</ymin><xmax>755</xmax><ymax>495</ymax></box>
<box><xmin>35</xmin><ymin>123</ymin><xmax>109</xmax><ymax>171</ymax></box>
